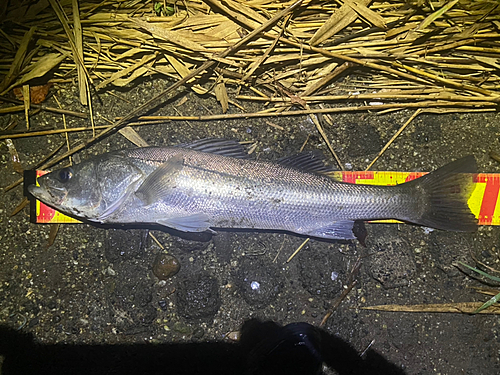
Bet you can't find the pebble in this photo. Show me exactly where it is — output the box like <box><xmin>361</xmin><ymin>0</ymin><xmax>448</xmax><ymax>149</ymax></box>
<box><xmin>152</xmin><ymin>253</ymin><xmax>180</xmax><ymax>280</ymax></box>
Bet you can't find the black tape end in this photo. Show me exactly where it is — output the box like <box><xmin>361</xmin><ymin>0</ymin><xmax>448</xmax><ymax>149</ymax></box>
<box><xmin>23</xmin><ymin>170</ymin><xmax>38</xmax><ymax>224</ymax></box>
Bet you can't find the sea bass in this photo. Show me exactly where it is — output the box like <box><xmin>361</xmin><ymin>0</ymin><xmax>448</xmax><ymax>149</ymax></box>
<box><xmin>28</xmin><ymin>138</ymin><xmax>478</xmax><ymax>240</ymax></box>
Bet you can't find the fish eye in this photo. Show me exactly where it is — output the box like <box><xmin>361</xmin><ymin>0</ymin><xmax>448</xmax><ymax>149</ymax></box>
<box><xmin>58</xmin><ymin>168</ymin><xmax>73</xmax><ymax>183</ymax></box>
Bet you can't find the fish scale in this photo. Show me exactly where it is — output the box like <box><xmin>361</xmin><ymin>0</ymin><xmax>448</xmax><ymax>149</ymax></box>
<box><xmin>127</xmin><ymin>149</ymin><xmax>409</xmax><ymax>231</ymax></box>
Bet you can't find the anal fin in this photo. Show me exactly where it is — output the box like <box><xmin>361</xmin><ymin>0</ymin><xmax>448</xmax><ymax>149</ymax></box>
<box><xmin>305</xmin><ymin>220</ymin><xmax>356</xmax><ymax>240</ymax></box>
<box><xmin>157</xmin><ymin>213</ymin><xmax>212</xmax><ymax>233</ymax></box>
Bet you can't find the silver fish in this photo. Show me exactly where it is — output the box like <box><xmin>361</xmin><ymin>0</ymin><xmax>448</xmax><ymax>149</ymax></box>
<box><xmin>28</xmin><ymin>139</ymin><xmax>478</xmax><ymax>240</ymax></box>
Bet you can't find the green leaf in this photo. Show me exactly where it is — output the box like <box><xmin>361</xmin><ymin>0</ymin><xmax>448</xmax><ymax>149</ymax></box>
<box><xmin>459</xmin><ymin>262</ymin><xmax>500</xmax><ymax>283</ymax></box>
<box><xmin>474</xmin><ymin>292</ymin><xmax>500</xmax><ymax>313</ymax></box>
<box><xmin>154</xmin><ymin>2</ymin><xmax>163</xmax><ymax>16</ymax></box>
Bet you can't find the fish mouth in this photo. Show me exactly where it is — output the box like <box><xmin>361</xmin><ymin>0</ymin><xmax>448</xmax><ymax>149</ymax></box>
<box><xmin>28</xmin><ymin>184</ymin><xmax>67</xmax><ymax>205</ymax></box>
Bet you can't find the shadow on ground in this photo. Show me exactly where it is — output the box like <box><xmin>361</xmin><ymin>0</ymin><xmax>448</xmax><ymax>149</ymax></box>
<box><xmin>0</xmin><ymin>319</ymin><xmax>404</xmax><ymax>375</ymax></box>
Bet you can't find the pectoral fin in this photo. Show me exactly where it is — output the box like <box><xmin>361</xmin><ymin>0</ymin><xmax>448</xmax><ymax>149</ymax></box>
<box><xmin>135</xmin><ymin>155</ymin><xmax>184</xmax><ymax>205</ymax></box>
<box><xmin>157</xmin><ymin>213</ymin><xmax>212</xmax><ymax>232</ymax></box>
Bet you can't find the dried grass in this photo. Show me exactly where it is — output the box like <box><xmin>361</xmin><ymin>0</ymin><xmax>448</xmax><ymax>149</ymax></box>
<box><xmin>1</xmin><ymin>0</ymin><xmax>498</xmax><ymax>110</ymax></box>
<box><xmin>1</xmin><ymin>0</ymin><xmax>500</xmax><ymax>167</ymax></box>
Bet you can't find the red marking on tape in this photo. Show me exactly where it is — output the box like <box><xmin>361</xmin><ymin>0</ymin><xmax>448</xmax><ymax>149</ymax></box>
<box><xmin>341</xmin><ymin>171</ymin><xmax>374</xmax><ymax>183</ymax></box>
<box><xmin>479</xmin><ymin>178</ymin><xmax>499</xmax><ymax>225</ymax></box>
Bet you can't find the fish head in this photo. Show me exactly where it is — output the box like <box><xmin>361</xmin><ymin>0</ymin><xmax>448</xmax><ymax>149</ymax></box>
<box><xmin>29</xmin><ymin>159</ymin><xmax>103</xmax><ymax>219</ymax></box>
<box><xmin>28</xmin><ymin>154</ymin><xmax>144</xmax><ymax>221</ymax></box>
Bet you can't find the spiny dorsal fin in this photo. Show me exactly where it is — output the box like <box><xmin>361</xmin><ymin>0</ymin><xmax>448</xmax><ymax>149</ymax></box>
<box><xmin>178</xmin><ymin>138</ymin><xmax>249</xmax><ymax>159</ymax></box>
<box><xmin>277</xmin><ymin>150</ymin><xmax>334</xmax><ymax>174</ymax></box>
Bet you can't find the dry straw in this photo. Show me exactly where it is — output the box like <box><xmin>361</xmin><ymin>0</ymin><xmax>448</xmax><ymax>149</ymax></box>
<box><xmin>1</xmin><ymin>0</ymin><xmax>500</xmax><ymax>164</ymax></box>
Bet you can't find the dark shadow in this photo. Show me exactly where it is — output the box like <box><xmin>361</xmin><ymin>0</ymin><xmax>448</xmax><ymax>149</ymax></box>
<box><xmin>0</xmin><ymin>319</ymin><xmax>405</xmax><ymax>375</ymax></box>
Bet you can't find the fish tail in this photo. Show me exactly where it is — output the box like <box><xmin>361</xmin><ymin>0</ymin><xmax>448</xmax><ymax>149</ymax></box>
<box><xmin>404</xmin><ymin>155</ymin><xmax>478</xmax><ymax>232</ymax></box>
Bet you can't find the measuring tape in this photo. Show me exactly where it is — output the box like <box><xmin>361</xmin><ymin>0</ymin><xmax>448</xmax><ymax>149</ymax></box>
<box><xmin>26</xmin><ymin>170</ymin><xmax>500</xmax><ymax>225</ymax></box>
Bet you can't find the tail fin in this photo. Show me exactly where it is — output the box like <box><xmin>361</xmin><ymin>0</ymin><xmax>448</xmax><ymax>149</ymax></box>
<box><xmin>405</xmin><ymin>155</ymin><xmax>478</xmax><ymax>232</ymax></box>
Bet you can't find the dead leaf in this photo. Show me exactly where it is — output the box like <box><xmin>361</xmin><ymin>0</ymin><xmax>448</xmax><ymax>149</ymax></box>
<box><xmin>309</xmin><ymin>0</ymin><xmax>372</xmax><ymax>46</ymax></box>
<box><xmin>96</xmin><ymin>54</ymin><xmax>156</xmax><ymax>89</ymax></box>
<box><xmin>417</xmin><ymin>0</ymin><xmax>459</xmax><ymax>31</ymax></box>
<box><xmin>165</xmin><ymin>54</ymin><xmax>209</xmax><ymax>94</ymax></box>
<box><xmin>5</xmin><ymin>53</ymin><xmax>65</xmax><ymax>94</ymax></box>
<box><xmin>131</xmin><ymin>18</ymin><xmax>207</xmax><ymax>52</ymax></box>
<box><xmin>348</xmin><ymin>1</ymin><xmax>386</xmax><ymax>29</ymax></box>
<box><xmin>13</xmin><ymin>84</ymin><xmax>52</xmax><ymax>104</ymax></box>
<box><xmin>0</xmin><ymin>27</ymin><xmax>36</xmax><ymax>95</ymax></box>
<box><xmin>362</xmin><ymin>302</ymin><xmax>500</xmax><ymax>314</ymax></box>
<box><xmin>47</xmin><ymin>223</ymin><xmax>60</xmax><ymax>247</ymax></box>
<box><xmin>118</xmin><ymin>126</ymin><xmax>149</xmax><ymax>147</ymax></box>
<box><xmin>214</xmin><ymin>79</ymin><xmax>229</xmax><ymax>113</ymax></box>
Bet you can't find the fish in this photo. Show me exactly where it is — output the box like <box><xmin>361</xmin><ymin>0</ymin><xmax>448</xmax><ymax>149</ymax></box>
<box><xmin>28</xmin><ymin>138</ymin><xmax>478</xmax><ymax>240</ymax></box>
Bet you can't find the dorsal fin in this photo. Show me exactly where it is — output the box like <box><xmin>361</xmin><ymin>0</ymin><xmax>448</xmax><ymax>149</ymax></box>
<box><xmin>277</xmin><ymin>150</ymin><xmax>334</xmax><ymax>173</ymax></box>
<box><xmin>177</xmin><ymin>138</ymin><xmax>249</xmax><ymax>159</ymax></box>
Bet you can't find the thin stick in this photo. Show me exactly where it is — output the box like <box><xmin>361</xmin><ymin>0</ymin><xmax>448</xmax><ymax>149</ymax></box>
<box><xmin>311</xmin><ymin>110</ymin><xmax>343</xmax><ymax>169</ymax></box>
<box><xmin>236</xmin><ymin>93</ymin><xmax>500</xmax><ymax>103</ymax></box>
<box><xmin>393</xmin><ymin>62</ymin><xmax>494</xmax><ymax>96</ymax></box>
<box><xmin>0</xmin><ymin>105</ymin><xmax>25</xmax><ymax>114</ymax></box>
<box><xmin>299</xmin><ymin>134</ymin><xmax>310</xmax><ymax>152</ymax></box>
<box><xmin>53</xmin><ymin>94</ymin><xmax>71</xmax><ymax>164</ymax></box>
<box><xmin>320</xmin><ymin>256</ymin><xmax>362</xmax><ymax>327</ymax></box>
<box><xmin>286</xmin><ymin>238</ymin><xmax>309</xmax><ymax>263</ymax></box>
<box><xmin>320</xmin><ymin>280</ymin><xmax>357</xmax><ymax>327</ymax></box>
<box><xmin>0</xmin><ymin>125</ymin><xmax>108</xmax><ymax>140</ymax></box>
<box><xmin>22</xmin><ymin>85</ymin><xmax>30</xmax><ymax>130</ymax></box>
<box><xmin>87</xmin><ymin>82</ymin><xmax>95</xmax><ymax>137</ymax></box>
<box><xmin>2</xmin><ymin>104</ymin><xmax>494</xmax><ymax>141</ymax></box>
<box><xmin>0</xmin><ymin>96</ymin><xmax>88</xmax><ymax>118</ymax></box>
<box><xmin>365</xmin><ymin>108</ymin><xmax>422</xmax><ymax>171</ymax></box>
<box><xmin>149</xmin><ymin>232</ymin><xmax>165</xmax><ymax>250</ymax></box>
<box><xmin>273</xmin><ymin>236</ymin><xmax>287</xmax><ymax>263</ymax></box>
<box><xmin>115</xmin><ymin>100</ymin><xmax>495</xmax><ymax>121</ymax></box>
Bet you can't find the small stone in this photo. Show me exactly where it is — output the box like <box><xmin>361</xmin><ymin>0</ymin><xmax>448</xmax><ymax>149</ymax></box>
<box><xmin>152</xmin><ymin>253</ymin><xmax>180</xmax><ymax>280</ymax></box>
<box><xmin>107</xmin><ymin>266</ymin><xmax>116</xmax><ymax>276</ymax></box>
<box><xmin>192</xmin><ymin>326</ymin><xmax>204</xmax><ymax>340</ymax></box>
<box><xmin>158</xmin><ymin>300</ymin><xmax>168</xmax><ymax>311</ymax></box>
<box><xmin>173</xmin><ymin>322</ymin><xmax>193</xmax><ymax>335</ymax></box>
<box><xmin>28</xmin><ymin>317</ymin><xmax>39</xmax><ymax>328</ymax></box>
